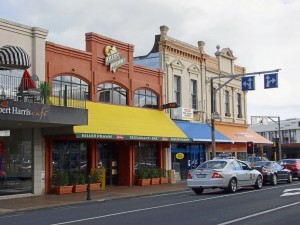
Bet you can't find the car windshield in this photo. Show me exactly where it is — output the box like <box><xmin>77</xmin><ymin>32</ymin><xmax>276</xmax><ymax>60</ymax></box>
<box><xmin>254</xmin><ymin>161</ymin><xmax>271</xmax><ymax>167</ymax></box>
<box><xmin>197</xmin><ymin>161</ymin><xmax>227</xmax><ymax>169</ymax></box>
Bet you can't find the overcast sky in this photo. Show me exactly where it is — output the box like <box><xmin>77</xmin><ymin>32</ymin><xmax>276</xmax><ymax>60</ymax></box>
<box><xmin>1</xmin><ymin>0</ymin><xmax>299</xmax><ymax>122</ymax></box>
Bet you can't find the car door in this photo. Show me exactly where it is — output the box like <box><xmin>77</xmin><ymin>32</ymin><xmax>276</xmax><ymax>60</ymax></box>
<box><xmin>274</xmin><ymin>163</ymin><xmax>286</xmax><ymax>180</ymax></box>
<box><xmin>231</xmin><ymin>160</ymin><xmax>247</xmax><ymax>186</ymax></box>
<box><xmin>239</xmin><ymin>161</ymin><xmax>256</xmax><ymax>185</ymax></box>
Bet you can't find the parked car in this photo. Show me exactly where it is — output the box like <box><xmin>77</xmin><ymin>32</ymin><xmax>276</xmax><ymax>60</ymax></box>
<box><xmin>187</xmin><ymin>158</ymin><xmax>263</xmax><ymax>195</ymax></box>
<box><xmin>277</xmin><ymin>159</ymin><xmax>300</xmax><ymax>179</ymax></box>
<box><xmin>253</xmin><ymin>161</ymin><xmax>293</xmax><ymax>185</ymax></box>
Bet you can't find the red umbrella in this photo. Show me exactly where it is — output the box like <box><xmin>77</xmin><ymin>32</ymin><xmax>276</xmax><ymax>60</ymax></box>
<box><xmin>18</xmin><ymin>69</ymin><xmax>36</xmax><ymax>91</ymax></box>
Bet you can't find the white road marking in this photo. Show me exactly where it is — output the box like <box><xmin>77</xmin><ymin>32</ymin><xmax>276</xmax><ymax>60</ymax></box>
<box><xmin>50</xmin><ymin>183</ymin><xmax>300</xmax><ymax>225</ymax></box>
<box><xmin>217</xmin><ymin>201</ymin><xmax>300</xmax><ymax>225</ymax></box>
<box><xmin>281</xmin><ymin>188</ymin><xmax>300</xmax><ymax>197</ymax></box>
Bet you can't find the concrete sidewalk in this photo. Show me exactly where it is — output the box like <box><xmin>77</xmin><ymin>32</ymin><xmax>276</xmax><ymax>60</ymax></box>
<box><xmin>0</xmin><ymin>181</ymin><xmax>189</xmax><ymax>215</ymax></box>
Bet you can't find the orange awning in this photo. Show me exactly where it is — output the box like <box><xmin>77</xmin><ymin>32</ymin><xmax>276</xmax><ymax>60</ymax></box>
<box><xmin>215</xmin><ymin>124</ymin><xmax>272</xmax><ymax>144</ymax></box>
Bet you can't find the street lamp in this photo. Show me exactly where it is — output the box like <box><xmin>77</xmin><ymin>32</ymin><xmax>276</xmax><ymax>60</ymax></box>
<box><xmin>210</xmin><ymin>69</ymin><xmax>280</xmax><ymax>159</ymax></box>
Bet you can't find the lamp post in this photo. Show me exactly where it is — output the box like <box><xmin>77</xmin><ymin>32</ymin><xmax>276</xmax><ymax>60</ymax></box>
<box><xmin>210</xmin><ymin>69</ymin><xmax>280</xmax><ymax>159</ymax></box>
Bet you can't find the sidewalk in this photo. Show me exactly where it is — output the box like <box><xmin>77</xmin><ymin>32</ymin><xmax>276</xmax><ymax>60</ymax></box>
<box><xmin>0</xmin><ymin>181</ymin><xmax>188</xmax><ymax>215</ymax></box>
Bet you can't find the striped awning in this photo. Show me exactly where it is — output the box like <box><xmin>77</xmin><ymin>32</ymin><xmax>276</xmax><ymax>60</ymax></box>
<box><xmin>0</xmin><ymin>45</ymin><xmax>31</xmax><ymax>69</ymax></box>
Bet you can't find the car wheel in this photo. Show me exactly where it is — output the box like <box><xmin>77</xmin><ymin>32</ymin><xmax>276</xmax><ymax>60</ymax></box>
<box><xmin>254</xmin><ymin>175</ymin><xmax>263</xmax><ymax>189</ymax></box>
<box><xmin>287</xmin><ymin>173</ymin><xmax>293</xmax><ymax>183</ymax></box>
<box><xmin>271</xmin><ymin>174</ymin><xmax>277</xmax><ymax>185</ymax></box>
<box><xmin>192</xmin><ymin>188</ymin><xmax>204</xmax><ymax>195</ymax></box>
<box><xmin>227</xmin><ymin>178</ymin><xmax>237</xmax><ymax>193</ymax></box>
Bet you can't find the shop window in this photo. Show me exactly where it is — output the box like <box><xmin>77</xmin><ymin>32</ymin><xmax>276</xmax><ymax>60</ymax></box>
<box><xmin>52</xmin><ymin>141</ymin><xmax>87</xmax><ymax>186</ymax></box>
<box><xmin>135</xmin><ymin>142</ymin><xmax>158</xmax><ymax>174</ymax></box>
<box><xmin>52</xmin><ymin>75</ymin><xmax>89</xmax><ymax>100</ymax></box>
<box><xmin>134</xmin><ymin>89</ymin><xmax>158</xmax><ymax>109</ymax></box>
<box><xmin>98</xmin><ymin>82</ymin><xmax>127</xmax><ymax>105</ymax></box>
<box><xmin>0</xmin><ymin>129</ymin><xmax>33</xmax><ymax>196</ymax></box>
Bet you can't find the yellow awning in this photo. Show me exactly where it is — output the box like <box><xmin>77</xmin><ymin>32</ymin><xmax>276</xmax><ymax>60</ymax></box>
<box><xmin>215</xmin><ymin>124</ymin><xmax>272</xmax><ymax>144</ymax></box>
<box><xmin>74</xmin><ymin>102</ymin><xmax>189</xmax><ymax>142</ymax></box>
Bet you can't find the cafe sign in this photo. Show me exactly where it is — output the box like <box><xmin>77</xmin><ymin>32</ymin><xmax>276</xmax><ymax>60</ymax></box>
<box><xmin>176</xmin><ymin>153</ymin><xmax>184</xmax><ymax>160</ymax></box>
<box><xmin>104</xmin><ymin>45</ymin><xmax>126</xmax><ymax>73</ymax></box>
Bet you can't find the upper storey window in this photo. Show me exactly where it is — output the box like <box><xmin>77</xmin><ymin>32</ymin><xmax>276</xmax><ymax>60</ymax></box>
<box><xmin>98</xmin><ymin>82</ymin><xmax>127</xmax><ymax>105</ymax></box>
<box><xmin>52</xmin><ymin>75</ymin><xmax>89</xmax><ymax>100</ymax></box>
<box><xmin>134</xmin><ymin>89</ymin><xmax>158</xmax><ymax>109</ymax></box>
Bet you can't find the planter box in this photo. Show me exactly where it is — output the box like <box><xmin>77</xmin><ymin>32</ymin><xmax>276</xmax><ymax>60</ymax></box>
<box><xmin>55</xmin><ymin>185</ymin><xmax>73</xmax><ymax>195</ymax></box>
<box><xmin>160</xmin><ymin>177</ymin><xmax>169</xmax><ymax>184</ymax></box>
<box><xmin>137</xmin><ymin>179</ymin><xmax>151</xmax><ymax>186</ymax></box>
<box><xmin>90</xmin><ymin>183</ymin><xmax>101</xmax><ymax>191</ymax></box>
<box><xmin>72</xmin><ymin>184</ymin><xmax>87</xmax><ymax>193</ymax></box>
<box><xmin>151</xmin><ymin>178</ymin><xmax>160</xmax><ymax>185</ymax></box>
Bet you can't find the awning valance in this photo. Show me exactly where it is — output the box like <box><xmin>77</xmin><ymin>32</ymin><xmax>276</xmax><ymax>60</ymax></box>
<box><xmin>74</xmin><ymin>102</ymin><xmax>189</xmax><ymax>142</ymax></box>
<box><xmin>175</xmin><ymin>121</ymin><xmax>231</xmax><ymax>142</ymax></box>
<box><xmin>0</xmin><ymin>45</ymin><xmax>31</xmax><ymax>69</ymax></box>
<box><xmin>215</xmin><ymin>124</ymin><xmax>272</xmax><ymax>144</ymax></box>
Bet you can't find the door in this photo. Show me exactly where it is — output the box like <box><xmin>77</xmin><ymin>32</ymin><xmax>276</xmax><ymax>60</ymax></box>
<box><xmin>98</xmin><ymin>142</ymin><xmax>119</xmax><ymax>186</ymax></box>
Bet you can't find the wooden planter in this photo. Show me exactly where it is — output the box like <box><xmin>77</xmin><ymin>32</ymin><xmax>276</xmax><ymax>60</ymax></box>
<box><xmin>55</xmin><ymin>185</ymin><xmax>73</xmax><ymax>195</ymax></box>
<box><xmin>90</xmin><ymin>183</ymin><xmax>101</xmax><ymax>191</ymax></box>
<box><xmin>137</xmin><ymin>179</ymin><xmax>151</xmax><ymax>186</ymax></box>
<box><xmin>151</xmin><ymin>178</ymin><xmax>160</xmax><ymax>185</ymax></box>
<box><xmin>160</xmin><ymin>177</ymin><xmax>169</xmax><ymax>184</ymax></box>
<box><xmin>72</xmin><ymin>184</ymin><xmax>88</xmax><ymax>193</ymax></box>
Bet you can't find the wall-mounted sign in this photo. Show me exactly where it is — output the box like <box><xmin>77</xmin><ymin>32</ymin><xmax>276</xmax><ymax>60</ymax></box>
<box><xmin>176</xmin><ymin>152</ymin><xmax>184</xmax><ymax>160</ymax></box>
<box><xmin>171</xmin><ymin>107</ymin><xmax>194</xmax><ymax>121</ymax></box>
<box><xmin>104</xmin><ymin>46</ymin><xmax>126</xmax><ymax>73</ymax></box>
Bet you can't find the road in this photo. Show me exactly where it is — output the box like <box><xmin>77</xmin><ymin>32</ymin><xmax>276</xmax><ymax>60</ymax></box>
<box><xmin>1</xmin><ymin>181</ymin><xmax>300</xmax><ymax>225</ymax></box>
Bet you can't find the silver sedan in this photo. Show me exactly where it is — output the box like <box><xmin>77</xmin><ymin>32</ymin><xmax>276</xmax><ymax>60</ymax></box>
<box><xmin>187</xmin><ymin>158</ymin><xmax>263</xmax><ymax>195</ymax></box>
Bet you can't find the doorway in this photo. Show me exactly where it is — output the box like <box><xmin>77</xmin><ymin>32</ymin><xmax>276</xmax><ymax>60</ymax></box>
<box><xmin>98</xmin><ymin>142</ymin><xmax>119</xmax><ymax>185</ymax></box>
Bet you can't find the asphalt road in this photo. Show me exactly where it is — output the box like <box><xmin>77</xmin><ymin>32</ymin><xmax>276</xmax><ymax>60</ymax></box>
<box><xmin>1</xmin><ymin>181</ymin><xmax>300</xmax><ymax>225</ymax></box>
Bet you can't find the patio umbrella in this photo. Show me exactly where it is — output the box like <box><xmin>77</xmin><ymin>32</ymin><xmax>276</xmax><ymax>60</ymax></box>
<box><xmin>18</xmin><ymin>69</ymin><xmax>37</xmax><ymax>91</ymax></box>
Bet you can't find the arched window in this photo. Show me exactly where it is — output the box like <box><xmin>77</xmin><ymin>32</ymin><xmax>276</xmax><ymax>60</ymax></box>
<box><xmin>134</xmin><ymin>89</ymin><xmax>158</xmax><ymax>109</ymax></box>
<box><xmin>52</xmin><ymin>75</ymin><xmax>89</xmax><ymax>100</ymax></box>
<box><xmin>97</xmin><ymin>82</ymin><xmax>127</xmax><ymax>105</ymax></box>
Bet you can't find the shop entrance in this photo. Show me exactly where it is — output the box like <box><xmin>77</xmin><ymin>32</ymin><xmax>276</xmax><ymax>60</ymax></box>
<box><xmin>98</xmin><ymin>142</ymin><xmax>119</xmax><ymax>186</ymax></box>
<box><xmin>171</xmin><ymin>143</ymin><xmax>206</xmax><ymax>180</ymax></box>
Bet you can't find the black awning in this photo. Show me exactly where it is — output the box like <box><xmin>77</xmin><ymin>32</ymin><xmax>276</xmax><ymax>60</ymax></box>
<box><xmin>0</xmin><ymin>45</ymin><xmax>31</xmax><ymax>69</ymax></box>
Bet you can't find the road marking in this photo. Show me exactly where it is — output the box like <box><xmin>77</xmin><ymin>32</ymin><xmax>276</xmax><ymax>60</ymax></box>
<box><xmin>217</xmin><ymin>201</ymin><xmax>300</xmax><ymax>225</ymax></box>
<box><xmin>50</xmin><ymin>183</ymin><xmax>300</xmax><ymax>225</ymax></box>
<box><xmin>132</xmin><ymin>190</ymin><xmax>191</xmax><ymax>199</ymax></box>
<box><xmin>281</xmin><ymin>188</ymin><xmax>300</xmax><ymax>197</ymax></box>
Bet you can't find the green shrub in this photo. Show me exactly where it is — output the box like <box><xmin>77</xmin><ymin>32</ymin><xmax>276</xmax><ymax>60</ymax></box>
<box><xmin>78</xmin><ymin>173</ymin><xmax>86</xmax><ymax>185</ymax></box>
<box><xmin>56</xmin><ymin>172</ymin><xmax>69</xmax><ymax>186</ymax></box>
<box><xmin>91</xmin><ymin>168</ymin><xmax>102</xmax><ymax>183</ymax></box>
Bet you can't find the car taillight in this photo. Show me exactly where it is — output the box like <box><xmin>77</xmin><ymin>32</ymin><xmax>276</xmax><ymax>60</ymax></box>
<box><xmin>187</xmin><ymin>172</ymin><xmax>192</xmax><ymax>179</ymax></box>
<box><xmin>212</xmin><ymin>172</ymin><xmax>223</xmax><ymax>178</ymax></box>
<box><xmin>261</xmin><ymin>166</ymin><xmax>267</xmax><ymax>173</ymax></box>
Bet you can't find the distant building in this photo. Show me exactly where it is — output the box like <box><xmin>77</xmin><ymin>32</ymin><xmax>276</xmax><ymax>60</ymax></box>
<box><xmin>251</xmin><ymin>118</ymin><xmax>300</xmax><ymax>159</ymax></box>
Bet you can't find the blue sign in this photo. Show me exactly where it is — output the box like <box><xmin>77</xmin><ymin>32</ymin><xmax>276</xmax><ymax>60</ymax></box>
<box><xmin>242</xmin><ymin>76</ymin><xmax>255</xmax><ymax>91</ymax></box>
<box><xmin>264</xmin><ymin>73</ymin><xmax>278</xmax><ymax>89</ymax></box>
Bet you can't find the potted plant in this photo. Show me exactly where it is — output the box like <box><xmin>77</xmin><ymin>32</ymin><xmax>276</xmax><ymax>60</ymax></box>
<box><xmin>160</xmin><ymin>168</ymin><xmax>169</xmax><ymax>184</ymax></box>
<box><xmin>70</xmin><ymin>172</ymin><xmax>87</xmax><ymax>193</ymax></box>
<box><xmin>90</xmin><ymin>168</ymin><xmax>102</xmax><ymax>191</ymax></box>
<box><xmin>54</xmin><ymin>172</ymin><xmax>73</xmax><ymax>195</ymax></box>
<box><xmin>150</xmin><ymin>167</ymin><xmax>161</xmax><ymax>185</ymax></box>
<box><xmin>137</xmin><ymin>168</ymin><xmax>151</xmax><ymax>186</ymax></box>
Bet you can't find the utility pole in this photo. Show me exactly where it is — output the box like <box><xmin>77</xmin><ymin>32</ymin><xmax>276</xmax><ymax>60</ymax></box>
<box><xmin>210</xmin><ymin>69</ymin><xmax>280</xmax><ymax>159</ymax></box>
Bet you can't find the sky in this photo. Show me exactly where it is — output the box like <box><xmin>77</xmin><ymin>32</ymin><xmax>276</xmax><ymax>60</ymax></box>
<box><xmin>1</xmin><ymin>0</ymin><xmax>299</xmax><ymax>123</ymax></box>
